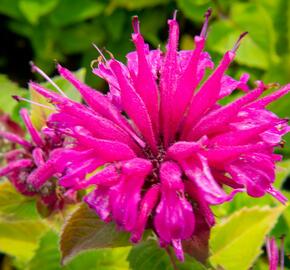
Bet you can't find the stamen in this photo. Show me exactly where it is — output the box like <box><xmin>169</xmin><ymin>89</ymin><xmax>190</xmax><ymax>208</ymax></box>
<box><xmin>132</xmin><ymin>16</ymin><xmax>140</xmax><ymax>33</ymax></box>
<box><xmin>92</xmin><ymin>44</ymin><xmax>107</xmax><ymax>62</ymax></box>
<box><xmin>200</xmin><ymin>8</ymin><xmax>212</xmax><ymax>38</ymax></box>
<box><xmin>12</xmin><ymin>95</ymin><xmax>55</xmax><ymax>110</ymax></box>
<box><xmin>232</xmin><ymin>32</ymin><xmax>248</xmax><ymax>53</ymax></box>
<box><xmin>173</xmin><ymin>10</ymin><xmax>178</xmax><ymax>20</ymax></box>
<box><xmin>104</xmin><ymin>48</ymin><xmax>115</xmax><ymax>59</ymax></box>
<box><xmin>29</xmin><ymin>61</ymin><xmax>68</xmax><ymax>97</ymax></box>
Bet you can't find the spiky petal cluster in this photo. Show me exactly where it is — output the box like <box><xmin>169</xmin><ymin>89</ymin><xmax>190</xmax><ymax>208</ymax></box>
<box><xmin>0</xmin><ymin>108</ymin><xmax>77</xmax><ymax>214</ymax></box>
<box><xmin>26</xmin><ymin>12</ymin><xmax>289</xmax><ymax>260</ymax></box>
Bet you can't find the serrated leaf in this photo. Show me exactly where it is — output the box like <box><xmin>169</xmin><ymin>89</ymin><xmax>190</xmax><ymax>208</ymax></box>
<box><xmin>0</xmin><ymin>219</ymin><xmax>47</xmax><ymax>262</ymax></box>
<box><xmin>60</xmin><ymin>203</ymin><xmax>130</xmax><ymax>265</ymax></box>
<box><xmin>128</xmin><ymin>240</ymin><xmax>207</xmax><ymax>270</ymax></box>
<box><xmin>0</xmin><ymin>180</ymin><xmax>39</xmax><ymax>221</ymax></box>
<box><xmin>27</xmin><ymin>230</ymin><xmax>131</xmax><ymax>270</ymax></box>
<box><xmin>209</xmin><ymin>205</ymin><xmax>286</xmax><ymax>270</ymax></box>
<box><xmin>18</xmin><ymin>0</ymin><xmax>59</xmax><ymax>24</ymax></box>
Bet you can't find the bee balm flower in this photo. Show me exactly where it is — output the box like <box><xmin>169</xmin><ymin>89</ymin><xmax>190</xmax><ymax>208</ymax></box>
<box><xmin>26</xmin><ymin>10</ymin><xmax>289</xmax><ymax>260</ymax></box>
<box><xmin>0</xmin><ymin>108</ymin><xmax>78</xmax><ymax>214</ymax></box>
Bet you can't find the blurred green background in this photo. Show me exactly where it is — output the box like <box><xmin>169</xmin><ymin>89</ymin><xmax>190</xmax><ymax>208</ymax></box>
<box><xmin>0</xmin><ymin>0</ymin><xmax>289</xmax><ymax>151</ymax></box>
<box><xmin>0</xmin><ymin>0</ymin><xmax>289</xmax><ymax>269</ymax></box>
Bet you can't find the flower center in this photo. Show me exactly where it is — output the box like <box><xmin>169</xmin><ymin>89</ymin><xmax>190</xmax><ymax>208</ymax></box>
<box><xmin>143</xmin><ymin>144</ymin><xmax>166</xmax><ymax>184</ymax></box>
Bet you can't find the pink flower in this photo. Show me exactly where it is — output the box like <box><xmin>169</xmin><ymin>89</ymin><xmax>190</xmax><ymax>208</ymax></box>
<box><xmin>26</xmin><ymin>10</ymin><xmax>289</xmax><ymax>260</ymax></box>
<box><xmin>0</xmin><ymin>108</ymin><xmax>78</xmax><ymax>214</ymax></box>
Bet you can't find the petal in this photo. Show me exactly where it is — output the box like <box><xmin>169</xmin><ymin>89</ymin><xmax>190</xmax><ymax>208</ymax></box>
<box><xmin>154</xmin><ymin>161</ymin><xmax>195</xmax><ymax>249</ymax></box>
<box><xmin>185</xmin><ymin>181</ymin><xmax>215</xmax><ymax>227</ymax></box>
<box><xmin>170</xmin><ymin>37</ymin><xmax>206</xmax><ymax>139</ymax></box>
<box><xmin>81</xmin><ymin>164</ymin><xmax>121</xmax><ymax>188</ymax></box>
<box><xmin>266</xmin><ymin>237</ymin><xmax>279</xmax><ymax>270</ymax></box>
<box><xmin>182</xmin><ymin>51</ymin><xmax>235</xmax><ymax>138</ymax></box>
<box><xmin>31</xmin><ymin>82</ymin><xmax>136</xmax><ymax>147</ymax></box>
<box><xmin>58</xmin><ymin>64</ymin><xmax>138</xmax><ymax>139</ymax></box>
<box><xmin>110</xmin><ymin>158</ymin><xmax>152</xmax><ymax>231</ymax></box>
<box><xmin>32</xmin><ymin>148</ymin><xmax>45</xmax><ymax>167</ymax></box>
<box><xmin>166</xmin><ymin>140</ymin><xmax>203</xmax><ymax>160</ymax></box>
<box><xmin>180</xmin><ymin>154</ymin><xmax>241</xmax><ymax>204</ymax></box>
<box><xmin>187</xmin><ymin>82</ymin><xmax>265</xmax><ymax>139</ymax></box>
<box><xmin>219</xmin><ymin>73</ymin><xmax>249</xmax><ymax>98</ymax></box>
<box><xmin>0</xmin><ymin>159</ymin><xmax>33</xmax><ymax>177</ymax></box>
<box><xmin>131</xmin><ymin>184</ymin><xmax>160</xmax><ymax>243</ymax></box>
<box><xmin>210</xmin><ymin>122</ymin><xmax>280</xmax><ymax>146</ymax></box>
<box><xmin>85</xmin><ymin>187</ymin><xmax>112</xmax><ymax>222</ymax></box>
<box><xmin>72</xmin><ymin>126</ymin><xmax>136</xmax><ymax>161</ymax></box>
<box><xmin>27</xmin><ymin>149</ymin><xmax>94</xmax><ymax>188</ymax></box>
<box><xmin>0</xmin><ymin>130</ymin><xmax>32</xmax><ymax>149</ymax></box>
<box><xmin>20</xmin><ymin>108</ymin><xmax>44</xmax><ymax>147</ymax></box>
<box><xmin>131</xmin><ymin>20</ymin><xmax>159</xmax><ymax>134</ymax></box>
<box><xmin>160</xmin><ymin>18</ymin><xmax>180</xmax><ymax>146</ymax></box>
<box><xmin>110</xmin><ymin>60</ymin><xmax>158</xmax><ymax>153</ymax></box>
<box><xmin>246</xmin><ymin>83</ymin><xmax>290</xmax><ymax>109</ymax></box>
<box><xmin>126</xmin><ymin>49</ymin><xmax>162</xmax><ymax>79</ymax></box>
<box><xmin>59</xmin><ymin>158</ymin><xmax>103</xmax><ymax>188</ymax></box>
<box><xmin>202</xmin><ymin>143</ymin><xmax>266</xmax><ymax>169</ymax></box>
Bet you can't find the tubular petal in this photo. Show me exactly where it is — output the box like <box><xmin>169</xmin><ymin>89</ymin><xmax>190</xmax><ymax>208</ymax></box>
<box><xmin>182</xmin><ymin>51</ymin><xmax>235</xmax><ymax>138</ymax></box>
<box><xmin>110</xmin><ymin>60</ymin><xmax>158</xmax><ymax>153</ymax></box>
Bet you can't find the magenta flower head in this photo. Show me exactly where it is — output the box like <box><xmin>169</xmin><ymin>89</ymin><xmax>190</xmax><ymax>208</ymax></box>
<box><xmin>26</xmin><ymin>10</ymin><xmax>289</xmax><ymax>260</ymax></box>
<box><xmin>0</xmin><ymin>107</ymin><xmax>78</xmax><ymax>214</ymax></box>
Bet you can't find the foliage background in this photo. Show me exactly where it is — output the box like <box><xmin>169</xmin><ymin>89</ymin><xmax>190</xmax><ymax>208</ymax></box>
<box><xmin>0</xmin><ymin>0</ymin><xmax>289</xmax><ymax>269</ymax></box>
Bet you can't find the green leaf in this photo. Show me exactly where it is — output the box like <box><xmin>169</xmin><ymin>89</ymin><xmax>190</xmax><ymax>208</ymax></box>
<box><xmin>0</xmin><ymin>218</ymin><xmax>47</xmax><ymax>262</ymax></box>
<box><xmin>0</xmin><ymin>74</ymin><xmax>26</xmax><ymax>115</ymax></box>
<box><xmin>128</xmin><ymin>240</ymin><xmax>207</xmax><ymax>270</ymax></box>
<box><xmin>27</xmin><ymin>230</ymin><xmax>131</xmax><ymax>270</ymax></box>
<box><xmin>26</xmin><ymin>231</ymin><xmax>61</xmax><ymax>270</ymax></box>
<box><xmin>177</xmin><ymin>0</ymin><xmax>211</xmax><ymax>23</ymax></box>
<box><xmin>274</xmin><ymin>160</ymin><xmax>290</xmax><ymax>188</ymax></box>
<box><xmin>0</xmin><ymin>180</ymin><xmax>39</xmax><ymax>221</ymax></box>
<box><xmin>60</xmin><ymin>203</ymin><xmax>130</xmax><ymax>265</ymax></box>
<box><xmin>18</xmin><ymin>0</ymin><xmax>59</xmax><ymax>25</ymax></box>
<box><xmin>50</xmin><ymin>0</ymin><xmax>105</xmax><ymax>27</ymax></box>
<box><xmin>58</xmin><ymin>22</ymin><xmax>105</xmax><ymax>54</ymax></box>
<box><xmin>0</xmin><ymin>0</ymin><xmax>23</xmax><ymax>19</ymax></box>
<box><xmin>207</xmin><ymin>2</ymin><xmax>279</xmax><ymax>70</ymax></box>
<box><xmin>209</xmin><ymin>205</ymin><xmax>286</xmax><ymax>270</ymax></box>
<box><xmin>107</xmin><ymin>0</ymin><xmax>169</xmax><ymax>11</ymax></box>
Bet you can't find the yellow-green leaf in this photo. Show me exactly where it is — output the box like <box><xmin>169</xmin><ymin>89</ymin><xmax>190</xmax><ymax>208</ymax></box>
<box><xmin>210</xmin><ymin>205</ymin><xmax>286</xmax><ymax>270</ymax></box>
<box><xmin>0</xmin><ymin>180</ymin><xmax>39</xmax><ymax>221</ymax></box>
<box><xmin>0</xmin><ymin>219</ymin><xmax>47</xmax><ymax>262</ymax></box>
